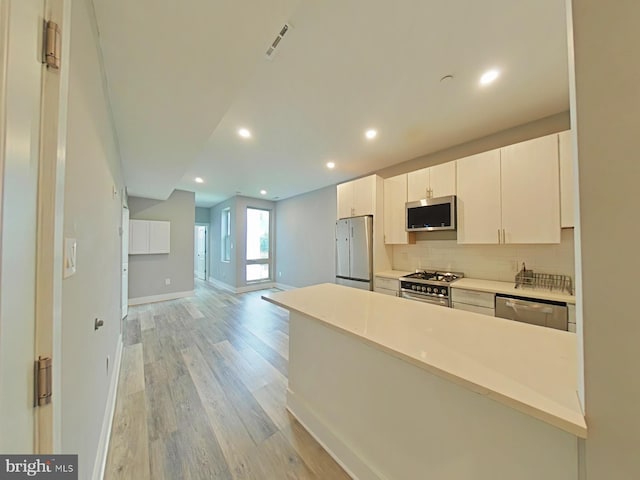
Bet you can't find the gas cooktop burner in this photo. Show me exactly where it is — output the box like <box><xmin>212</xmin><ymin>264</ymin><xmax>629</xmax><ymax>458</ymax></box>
<box><xmin>403</xmin><ymin>270</ymin><xmax>463</xmax><ymax>283</ymax></box>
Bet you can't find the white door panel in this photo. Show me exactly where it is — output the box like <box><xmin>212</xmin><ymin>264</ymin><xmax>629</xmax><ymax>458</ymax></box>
<box><xmin>0</xmin><ymin>0</ymin><xmax>46</xmax><ymax>453</ymax></box>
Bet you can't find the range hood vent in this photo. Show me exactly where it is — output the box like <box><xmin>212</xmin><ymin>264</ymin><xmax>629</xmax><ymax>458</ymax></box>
<box><xmin>265</xmin><ymin>23</ymin><xmax>291</xmax><ymax>59</ymax></box>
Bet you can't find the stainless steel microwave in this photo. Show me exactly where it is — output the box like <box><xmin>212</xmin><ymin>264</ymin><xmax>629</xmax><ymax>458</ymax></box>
<box><xmin>406</xmin><ymin>195</ymin><xmax>456</xmax><ymax>232</ymax></box>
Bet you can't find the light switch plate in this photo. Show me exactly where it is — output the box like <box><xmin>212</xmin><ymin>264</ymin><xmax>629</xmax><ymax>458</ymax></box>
<box><xmin>64</xmin><ymin>238</ymin><xmax>77</xmax><ymax>278</ymax></box>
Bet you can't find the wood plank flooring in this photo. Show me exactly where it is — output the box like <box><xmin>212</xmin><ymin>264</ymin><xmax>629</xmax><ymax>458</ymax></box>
<box><xmin>105</xmin><ymin>281</ymin><xmax>350</xmax><ymax>480</ymax></box>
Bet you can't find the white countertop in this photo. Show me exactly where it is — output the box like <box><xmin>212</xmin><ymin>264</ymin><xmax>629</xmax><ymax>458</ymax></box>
<box><xmin>452</xmin><ymin>278</ymin><xmax>576</xmax><ymax>304</ymax></box>
<box><xmin>263</xmin><ymin>283</ymin><xmax>586</xmax><ymax>438</ymax></box>
<box><xmin>374</xmin><ymin>270</ymin><xmax>412</xmax><ymax>279</ymax></box>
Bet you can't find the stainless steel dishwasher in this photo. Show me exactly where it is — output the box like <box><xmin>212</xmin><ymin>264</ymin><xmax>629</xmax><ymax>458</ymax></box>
<box><xmin>495</xmin><ymin>294</ymin><xmax>568</xmax><ymax>331</ymax></box>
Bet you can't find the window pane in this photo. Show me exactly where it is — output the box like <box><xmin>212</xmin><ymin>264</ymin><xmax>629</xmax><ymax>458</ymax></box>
<box><xmin>246</xmin><ymin>264</ymin><xmax>269</xmax><ymax>281</ymax></box>
<box><xmin>246</xmin><ymin>208</ymin><xmax>270</xmax><ymax>261</ymax></box>
<box><xmin>221</xmin><ymin>208</ymin><xmax>231</xmax><ymax>262</ymax></box>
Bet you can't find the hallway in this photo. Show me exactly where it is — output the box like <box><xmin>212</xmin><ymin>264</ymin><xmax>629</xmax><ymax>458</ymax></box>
<box><xmin>105</xmin><ymin>281</ymin><xmax>349</xmax><ymax>479</ymax></box>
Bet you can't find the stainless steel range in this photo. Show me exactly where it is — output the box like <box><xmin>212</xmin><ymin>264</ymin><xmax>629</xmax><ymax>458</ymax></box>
<box><xmin>399</xmin><ymin>270</ymin><xmax>464</xmax><ymax>307</ymax></box>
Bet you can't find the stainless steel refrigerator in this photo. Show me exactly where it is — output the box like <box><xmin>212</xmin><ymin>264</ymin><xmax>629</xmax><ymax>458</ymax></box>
<box><xmin>335</xmin><ymin>215</ymin><xmax>373</xmax><ymax>290</ymax></box>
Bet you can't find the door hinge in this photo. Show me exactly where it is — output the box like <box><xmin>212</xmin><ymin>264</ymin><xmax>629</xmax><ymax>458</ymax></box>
<box><xmin>42</xmin><ymin>20</ymin><xmax>61</xmax><ymax>70</ymax></box>
<box><xmin>35</xmin><ymin>356</ymin><xmax>52</xmax><ymax>407</ymax></box>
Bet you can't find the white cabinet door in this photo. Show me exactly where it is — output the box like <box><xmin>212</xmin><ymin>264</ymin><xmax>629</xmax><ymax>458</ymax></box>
<box><xmin>352</xmin><ymin>175</ymin><xmax>375</xmax><ymax>216</ymax></box>
<box><xmin>129</xmin><ymin>219</ymin><xmax>149</xmax><ymax>254</ymax></box>
<box><xmin>501</xmin><ymin>134</ymin><xmax>560</xmax><ymax>244</ymax></box>
<box><xmin>407</xmin><ymin>168</ymin><xmax>429</xmax><ymax>202</ymax></box>
<box><xmin>336</xmin><ymin>182</ymin><xmax>354</xmax><ymax>219</ymax></box>
<box><xmin>337</xmin><ymin>175</ymin><xmax>376</xmax><ymax>218</ymax></box>
<box><xmin>149</xmin><ymin>221</ymin><xmax>171</xmax><ymax>253</ymax></box>
<box><xmin>456</xmin><ymin>150</ymin><xmax>502</xmax><ymax>244</ymax></box>
<box><xmin>559</xmin><ymin>130</ymin><xmax>575</xmax><ymax>228</ymax></box>
<box><xmin>384</xmin><ymin>174</ymin><xmax>410</xmax><ymax>244</ymax></box>
<box><xmin>430</xmin><ymin>162</ymin><xmax>456</xmax><ymax>197</ymax></box>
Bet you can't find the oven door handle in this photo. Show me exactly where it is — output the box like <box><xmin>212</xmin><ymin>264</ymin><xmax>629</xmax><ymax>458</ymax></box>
<box><xmin>401</xmin><ymin>291</ymin><xmax>449</xmax><ymax>307</ymax></box>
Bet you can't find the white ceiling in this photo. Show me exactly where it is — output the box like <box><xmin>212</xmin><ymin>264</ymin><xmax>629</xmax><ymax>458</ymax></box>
<box><xmin>93</xmin><ymin>0</ymin><xmax>569</xmax><ymax>207</ymax></box>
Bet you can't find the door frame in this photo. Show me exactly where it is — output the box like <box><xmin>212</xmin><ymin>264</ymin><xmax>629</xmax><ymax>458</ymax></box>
<box><xmin>33</xmin><ymin>0</ymin><xmax>71</xmax><ymax>453</ymax></box>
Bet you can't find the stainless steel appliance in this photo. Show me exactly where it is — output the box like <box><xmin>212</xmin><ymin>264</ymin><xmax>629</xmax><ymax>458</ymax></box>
<box><xmin>335</xmin><ymin>215</ymin><xmax>373</xmax><ymax>290</ymax></box>
<box><xmin>406</xmin><ymin>195</ymin><xmax>456</xmax><ymax>232</ymax></box>
<box><xmin>399</xmin><ymin>270</ymin><xmax>464</xmax><ymax>307</ymax></box>
<box><xmin>495</xmin><ymin>294</ymin><xmax>568</xmax><ymax>331</ymax></box>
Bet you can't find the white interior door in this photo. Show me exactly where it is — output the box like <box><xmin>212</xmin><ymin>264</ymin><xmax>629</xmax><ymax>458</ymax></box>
<box><xmin>122</xmin><ymin>206</ymin><xmax>129</xmax><ymax>318</ymax></box>
<box><xmin>195</xmin><ymin>225</ymin><xmax>207</xmax><ymax>280</ymax></box>
<box><xmin>0</xmin><ymin>0</ymin><xmax>46</xmax><ymax>453</ymax></box>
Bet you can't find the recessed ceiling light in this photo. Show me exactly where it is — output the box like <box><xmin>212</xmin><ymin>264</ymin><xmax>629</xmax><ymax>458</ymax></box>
<box><xmin>238</xmin><ymin>128</ymin><xmax>251</xmax><ymax>138</ymax></box>
<box><xmin>479</xmin><ymin>69</ymin><xmax>500</xmax><ymax>86</ymax></box>
<box><xmin>326</xmin><ymin>161</ymin><xmax>335</xmax><ymax>169</ymax></box>
<box><xmin>365</xmin><ymin>129</ymin><xmax>378</xmax><ymax>140</ymax></box>
<box><xmin>195</xmin><ymin>177</ymin><xmax>204</xmax><ymax>183</ymax></box>
<box><xmin>260</xmin><ymin>189</ymin><xmax>267</xmax><ymax>195</ymax></box>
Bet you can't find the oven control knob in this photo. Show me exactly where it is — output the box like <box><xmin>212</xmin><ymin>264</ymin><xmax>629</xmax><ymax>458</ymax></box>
<box><xmin>427</xmin><ymin>287</ymin><xmax>432</xmax><ymax>293</ymax></box>
<box><xmin>421</xmin><ymin>286</ymin><xmax>426</xmax><ymax>292</ymax></box>
<box><xmin>440</xmin><ymin>288</ymin><xmax>446</xmax><ymax>295</ymax></box>
<box><xmin>412</xmin><ymin>285</ymin><xmax>416</xmax><ymax>290</ymax></box>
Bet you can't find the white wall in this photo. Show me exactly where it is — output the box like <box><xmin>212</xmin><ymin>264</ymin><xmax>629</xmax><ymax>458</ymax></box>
<box><xmin>275</xmin><ymin>185</ymin><xmax>336</xmax><ymax>287</ymax></box>
<box><xmin>195</xmin><ymin>206</ymin><xmax>210</xmax><ymax>224</ymax></box>
<box><xmin>210</xmin><ymin>197</ymin><xmax>236</xmax><ymax>286</ymax></box>
<box><xmin>128</xmin><ymin>190</ymin><xmax>195</xmax><ymax>300</ymax></box>
<box><xmin>61</xmin><ymin>0</ymin><xmax>124</xmax><ymax>476</ymax></box>
<box><xmin>393</xmin><ymin>229</ymin><xmax>575</xmax><ymax>282</ymax></box>
<box><xmin>570</xmin><ymin>0</ymin><xmax>640</xmax><ymax>476</ymax></box>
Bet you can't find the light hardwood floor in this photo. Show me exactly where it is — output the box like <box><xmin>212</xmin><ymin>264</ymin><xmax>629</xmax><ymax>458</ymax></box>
<box><xmin>105</xmin><ymin>281</ymin><xmax>350</xmax><ymax>480</ymax></box>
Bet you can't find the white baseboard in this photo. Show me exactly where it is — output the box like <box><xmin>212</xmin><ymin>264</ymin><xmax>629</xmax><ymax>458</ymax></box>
<box><xmin>92</xmin><ymin>335</ymin><xmax>123</xmax><ymax>480</ymax></box>
<box><xmin>128</xmin><ymin>290</ymin><xmax>194</xmax><ymax>306</ymax></box>
<box><xmin>286</xmin><ymin>389</ymin><xmax>384</xmax><ymax>480</ymax></box>
<box><xmin>207</xmin><ymin>277</ymin><xmax>277</xmax><ymax>294</ymax></box>
<box><xmin>275</xmin><ymin>282</ymin><xmax>297</xmax><ymax>291</ymax></box>
<box><xmin>236</xmin><ymin>282</ymin><xmax>275</xmax><ymax>293</ymax></box>
<box><xmin>207</xmin><ymin>277</ymin><xmax>236</xmax><ymax>292</ymax></box>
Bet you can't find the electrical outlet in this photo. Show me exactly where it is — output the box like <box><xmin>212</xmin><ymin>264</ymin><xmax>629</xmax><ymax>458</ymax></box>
<box><xmin>278</xmin><ymin>271</ymin><xmax>282</xmax><ymax>278</ymax></box>
<box><xmin>165</xmin><ymin>278</ymin><xmax>171</xmax><ymax>286</ymax></box>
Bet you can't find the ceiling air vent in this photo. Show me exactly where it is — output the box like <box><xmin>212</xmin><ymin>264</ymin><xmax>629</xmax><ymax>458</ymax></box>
<box><xmin>265</xmin><ymin>23</ymin><xmax>292</xmax><ymax>59</ymax></box>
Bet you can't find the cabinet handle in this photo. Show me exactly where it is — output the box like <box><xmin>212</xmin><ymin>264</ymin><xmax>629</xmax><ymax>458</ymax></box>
<box><xmin>502</xmin><ymin>229</ymin><xmax>506</xmax><ymax>244</ymax></box>
<box><xmin>498</xmin><ymin>229</ymin><xmax>501</xmax><ymax>244</ymax></box>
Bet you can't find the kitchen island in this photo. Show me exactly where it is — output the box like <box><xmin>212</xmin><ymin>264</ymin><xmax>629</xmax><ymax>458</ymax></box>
<box><xmin>262</xmin><ymin>283</ymin><xmax>586</xmax><ymax>480</ymax></box>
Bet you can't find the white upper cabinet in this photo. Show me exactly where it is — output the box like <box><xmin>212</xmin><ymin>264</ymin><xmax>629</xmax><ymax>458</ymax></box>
<box><xmin>430</xmin><ymin>162</ymin><xmax>456</xmax><ymax>198</ymax></box>
<box><xmin>457</xmin><ymin>134</ymin><xmax>561</xmax><ymax>245</ymax></box>
<box><xmin>501</xmin><ymin>134</ymin><xmax>560</xmax><ymax>244</ymax></box>
<box><xmin>336</xmin><ymin>182</ymin><xmax>354</xmax><ymax>219</ymax></box>
<box><xmin>559</xmin><ymin>130</ymin><xmax>575</xmax><ymax>228</ymax></box>
<box><xmin>407</xmin><ymin>168</ymin><xmax>430</xmax><ymax>201</ymax></box>
<box><xmin>407</xmin><ymin>162</ymin><xmax>456</xmax><ymax>201</ymax></box>
<box><xmin>337</xmin><ymin>175</ymin><xmax>376</xmax><ymax>218</ymax></box>
<box><xmin>129</xmin><ymin>219</ymin><xmax>171</xmax><ymax>254</ymax></box>
<box><xmin>129</xmin><ymin>219</ymin><xmax>150</xmax><ymax>254</ymax></box>
<box><xmin>383</xmin><ymin>174</ymin><xmax>412</xmax><ymax>244</ymax></box>
<box><xmin>148</xmin><ymin>221</ymin><xmax>171</xmax><ymax>254</ymax></box>
<box><xmin>456</xmin><ymin>150</ymin><xmax>502</xmax><ymax>244</ymax></box>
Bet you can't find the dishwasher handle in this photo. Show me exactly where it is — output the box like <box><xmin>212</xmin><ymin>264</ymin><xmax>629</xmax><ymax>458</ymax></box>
<box><xmin>504</xmin><ymin>300</ymin><xmax>553</xmax><ymax>314</ymax></box>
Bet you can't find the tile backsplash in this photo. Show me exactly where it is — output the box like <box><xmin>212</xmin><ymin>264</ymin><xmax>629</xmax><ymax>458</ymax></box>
<box><xmin>393</xmin><ymin>229</ymin><xmax>575</xmax><ymax>282</ymax></box>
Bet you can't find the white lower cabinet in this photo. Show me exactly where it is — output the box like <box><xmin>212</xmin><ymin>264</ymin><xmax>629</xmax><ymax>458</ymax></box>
<box><xmin>374</xmin><ymin>276</ymin><xmax>399</xmax><ymax>296</ymax></box>
<box><xmin>451</xmin><ymin>288</ymin><xmax>495</xmax><ymax>317</ymax></box>
<box><xmin>568</xmin><ymin>303</ymin><xmax>577</xmax><ymax>333</ymax></box>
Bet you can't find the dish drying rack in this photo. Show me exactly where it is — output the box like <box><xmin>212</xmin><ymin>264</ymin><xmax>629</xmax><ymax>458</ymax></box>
<box><xmin>514</xmin><ymin>263</ymin><xmax>573</xmax><ymax>295</ymax></box>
